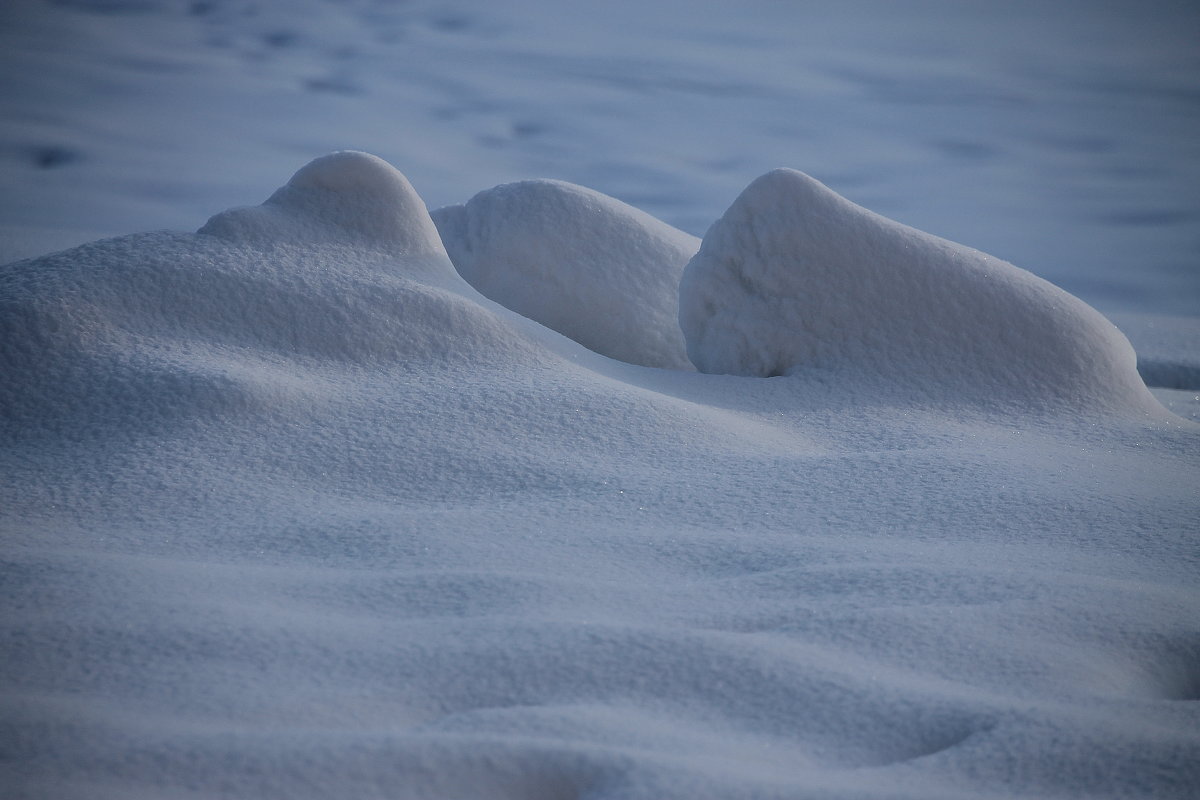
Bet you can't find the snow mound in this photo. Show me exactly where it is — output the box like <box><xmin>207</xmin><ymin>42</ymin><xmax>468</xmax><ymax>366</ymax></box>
<box><xmin>679</xmin><ymin>169</ymin><xmax>1161</xmax><ymax>413</ymax></box>
<box><xmin>433</xmin><ymin>180</ymin><xmax>698</xmax><ymax>370</ymax></box>
<box><xmin>0</xmin><ymin>157</ymin><xmax>552</xmax><ymax>442</ymax></box>
<box><xmin>200</xmin><ymin>151</ymin><xmax>450</xmax><ymax>265</ymax></box>
<box><xmin>3</xmin><ymin>153</ymin><xmax>1199</xmax><ymax>800</ymax></box>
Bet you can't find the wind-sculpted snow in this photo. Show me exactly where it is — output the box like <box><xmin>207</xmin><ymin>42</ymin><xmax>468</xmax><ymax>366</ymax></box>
<box><xmin>0</xmin><ymin>153</ymin><xmax>550</xmax><ymax>443</ymax></box>
<box><xmin>433</xmin><ymin>179</ymin><xmax>698</xmax><ymax>369</ymax></box>
<box><xmin>2</xmin><ymin>154</ymin><xmax>1198</xmax><ymax>800</ymax></box>
<box><xmin>680</xmin><ymin>169</ymin><xmax>1162</xmax><ymax>415</ymax></box>
<box><xmin>200</xmin><ymin>151</ymin><xmax>452</xmax><ymax>261</ymax></box>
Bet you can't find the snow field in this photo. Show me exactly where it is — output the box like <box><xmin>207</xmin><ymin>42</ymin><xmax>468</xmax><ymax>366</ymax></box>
<box><xmin>1</xmin><ymin>151</ymin><xmax>1197</xmax><ymax>799</ymax></box>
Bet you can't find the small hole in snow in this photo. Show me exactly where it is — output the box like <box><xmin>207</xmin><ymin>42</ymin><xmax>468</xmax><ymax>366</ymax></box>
<box><xmin>430</xmin><ymin>14</ymin><xmax>471</xmax><ymax>32</ymax></box>
<box><xmin>261</xmin><ymin>30</ymin><xmax>298</xmax><ymax>48</ymax></box>
<box><xmin>30</xmin><ymin>146</ymin><xmax>81</xmax><ymax>169</ymax></box>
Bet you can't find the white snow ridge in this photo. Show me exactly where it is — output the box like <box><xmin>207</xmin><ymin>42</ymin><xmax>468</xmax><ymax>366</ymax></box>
<box><xmin>680</xmin><ymin>169</ymin><xmax>1162</xmax><ymax>415</ymax></box>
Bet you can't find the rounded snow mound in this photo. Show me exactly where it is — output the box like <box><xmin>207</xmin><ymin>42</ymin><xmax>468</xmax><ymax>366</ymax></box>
<box><xmin>679</xmin><ymin>169</ymin><xmax>1160</xmax><ymax>413</ymax></box>
<box><xmin>199</xmin><ymin>151</ymin><xmax>451</xmax><ymax>266</ymax></box>
<box><xmin>0</xmin><ymin>155</ymin><xmax>558</xmax><ymax>441</ymax></box>
<box><xmin>432</xmin><ymin>179</ymin><xmax>698</xmax><ymax>370</ymax></box>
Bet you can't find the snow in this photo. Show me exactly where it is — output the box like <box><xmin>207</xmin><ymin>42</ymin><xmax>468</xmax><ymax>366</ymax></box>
<box><xmin>433</xmin><ymin>179</ymin><xmax>697</xmax><ymax>369</ymax></box>
<box><xmin>2</xmin><ymin>0</ymin><xmax>1198</xmax><ymax>315</ymax></box>
<box><xmin>679</xmin><ymin>168</ymin><xmax>1162</xmax><ymax>415</ymax></box>
<box><xmin>2</xmin><ymin>1</ymin><xmax>1199</xmax><ymax>798</ymax></box>
<box><xmin>3</xmin><ymin>151</ymin><xmax>1199</xmax><ymax>799</ymax></box>
<box><xmin>201</xmin><ymin>151</ymin><xmax>451</xmax><ymax>256</ymax></box>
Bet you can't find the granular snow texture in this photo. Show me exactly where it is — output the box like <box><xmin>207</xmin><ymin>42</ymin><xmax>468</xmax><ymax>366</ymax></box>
<box><xmin>1</xmin><ymin>153</ymin><xmax>1197</xmax><ymax>800</ymax></box>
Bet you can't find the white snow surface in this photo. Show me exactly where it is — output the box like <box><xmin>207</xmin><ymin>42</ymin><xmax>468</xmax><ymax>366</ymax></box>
<box><xmin>2</xmin><ymin>152</ymin><xmax>1199</xmax><ymax>799</ymax></box>
<box><xmin>433</xmin><ymin>179</ymin><xmax>698</xmax><ymax>369</ymax></box>
<box><xmin>679</xmin><ymin>168</ymin><xmax>1160</xmax><ymax>415</ymax></box>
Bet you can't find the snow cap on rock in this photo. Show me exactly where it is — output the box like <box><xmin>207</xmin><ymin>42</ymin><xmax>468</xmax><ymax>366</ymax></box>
<box><xmin>433</xmin><ymin>179</ymin><xmax>698</xmax><ymax>370</ymax></box>
<box><xmin>679</xmin><ymin>168</ymin><xmax>1160</xmax><ymax>414</ymax></box>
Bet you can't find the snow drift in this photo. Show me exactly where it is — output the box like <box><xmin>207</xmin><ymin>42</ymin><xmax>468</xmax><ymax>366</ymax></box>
<box><xmin>433</xmin><ymin>179</ymin><xmax>698</xmax><ymax>370</ymax></box>
<box><xmin>679</xmin><ymin>169</ymin><xmax>1161</xmax><ymax>414</ymax></box>
<box><xmin>2</xmin><ymin>153</ymin><xmax>1197</xmax><ymax>800</ymax></box>
<box><xmin>0</xmin><ymin>152</ymin><xmax>549</xmax><ymax>442</ymax></box>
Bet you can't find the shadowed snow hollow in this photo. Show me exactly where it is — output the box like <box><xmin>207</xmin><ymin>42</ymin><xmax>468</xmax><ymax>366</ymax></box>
<box><xmin>679</xmin><ymin>169</ymin><xmax>1163</xmax><ymax>415</ymax></box>
<box><xmin>433</xmin><ymin>180</ymin><xmax>698</xmax><ymax>370</ymax></box>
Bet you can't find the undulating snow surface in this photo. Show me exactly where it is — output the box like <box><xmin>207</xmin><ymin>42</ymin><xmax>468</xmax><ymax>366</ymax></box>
<box><xmin>2</xmin><ymin>0</ymin><xmax>1199</xmax><ymax>317</ymax></box>
<box><xmin>2</xmin><ymin>1</ymin><xmax>1199</xmax><ymax>797</ymax></box>
<box><xmin>2</xmin><ymin>152</ymin><xmax>1198</xmax><ymax>799</ymax></box>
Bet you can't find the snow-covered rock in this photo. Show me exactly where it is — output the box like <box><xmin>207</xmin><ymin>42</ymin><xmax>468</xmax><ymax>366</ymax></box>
<box><xmin>433</xmin><ymin>179</ymin><xmax>698</xmax><ymax>370</ymax></box>
<box><xmin>679</xmin><ymin>169</ymin><xmax>1163</xmax><ymax>415</ymax></box>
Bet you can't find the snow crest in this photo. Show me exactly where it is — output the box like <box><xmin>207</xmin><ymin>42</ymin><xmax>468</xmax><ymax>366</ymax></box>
<box><xmin>433</xmin><ymin>180</ymin><xmax>698</xmax><ymax>370</ymax></box>
<box><xmin>679</xmin><ymin>169</ymin><xmax>1160</xmax><ymax>413</ymax></box>
<box><xmin>200</xmin><ymin>151</ymin><xmax>451</xmax><ymax>264</ymax></box>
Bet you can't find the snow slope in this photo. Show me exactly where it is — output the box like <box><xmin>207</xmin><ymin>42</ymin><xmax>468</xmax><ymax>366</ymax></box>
<box><xmin>2</xmin><ymin>153</ymin><xmax>1198</xmax><ymax>799</ymax></box>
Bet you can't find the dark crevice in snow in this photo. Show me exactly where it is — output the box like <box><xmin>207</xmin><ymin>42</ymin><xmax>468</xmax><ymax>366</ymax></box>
<box><xmin>1137</xmin><ymin>360</ymin><xmax>1200</xmax><ymax>391</ymax></box>
<box><xmin>871</xmin><ymin>720</ymin><xmax>996</xmax><ymax>767</ymax></box>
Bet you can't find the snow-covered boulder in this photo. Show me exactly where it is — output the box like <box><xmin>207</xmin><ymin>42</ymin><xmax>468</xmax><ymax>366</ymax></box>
<box><xmin>433</xmin><ymin>180</ymin><xmax>698</xmax><ymax>370</ymax></box>
<box><xmin>679</xmin><ymin>169</ymin><xmax>1161</xmax><ymax>414</ymax></box>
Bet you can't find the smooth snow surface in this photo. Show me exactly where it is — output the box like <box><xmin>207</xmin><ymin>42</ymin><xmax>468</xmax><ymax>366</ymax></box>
<box><xmin>433</xmin><ymin>179</ymin><xmax>698</xmax><ymax>369</ymax></box>
<box><xmin>201</xmin><ymin>151</ymin><xmax>451</xmax><ymax>257</ymax></box>
<box><xmin>2</xmin><ymin>153</ymin><xmax>1198</xmax><ymax>800</ymax></box>
<box><xmin>680</xmin><ymin>169</ymin><xmax>1161</xmax><ymax>415</ymax></box>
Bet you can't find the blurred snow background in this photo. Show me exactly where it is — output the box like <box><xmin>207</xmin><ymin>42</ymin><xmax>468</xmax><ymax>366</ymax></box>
<box><xmin>2</xmin><ymin>0</ymin><xmax>1198</xmax><ymax>316</ymax></box>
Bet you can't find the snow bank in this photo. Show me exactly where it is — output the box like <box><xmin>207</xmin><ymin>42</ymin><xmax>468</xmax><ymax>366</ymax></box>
<box><xmin>433</xmin><ymin>180</ymin><xmax>698</xmax><ymax>369</ymax></box>
<box><xmin>679</xmin><ymin>169</ymin><xmax>1162</xmax><ymax>414</ymax></box>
